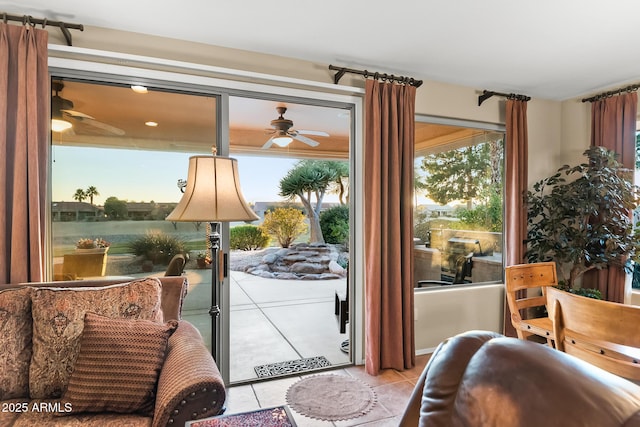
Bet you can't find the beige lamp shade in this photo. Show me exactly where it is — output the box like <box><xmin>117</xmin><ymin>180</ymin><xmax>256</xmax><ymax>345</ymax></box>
<box><xmin>166</xmin><ymin>155</ymin><xmax>259</xmax><ymax>222</ymax></box>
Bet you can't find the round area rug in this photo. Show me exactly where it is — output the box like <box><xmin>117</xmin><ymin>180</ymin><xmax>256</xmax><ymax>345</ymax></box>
<box><xmin>285</xmin><ymin>374</ymin><xmax>377</xmax><ymax>421</ymax></box>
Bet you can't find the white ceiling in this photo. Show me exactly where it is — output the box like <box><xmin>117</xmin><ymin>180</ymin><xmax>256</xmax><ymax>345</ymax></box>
<box><xmin>6</xmin><ymin>0</ymin><xmax>640</xmax><ymax>101</ymax></box>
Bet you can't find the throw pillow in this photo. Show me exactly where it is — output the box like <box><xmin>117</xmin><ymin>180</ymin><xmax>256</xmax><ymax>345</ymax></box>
<box><xmin>0</xmin><ymin>287</ymin><xmax>32</xmax><ymax>399</ymax></box>
<box><xmin>29</xmin><ymin>278</ymin><xmax>164</xmax><ymax>399</ymax></box>
<box><xmin>60</xmin><ymin>312</ymin><xmax>178</xmax><ymax>416</ymax></box>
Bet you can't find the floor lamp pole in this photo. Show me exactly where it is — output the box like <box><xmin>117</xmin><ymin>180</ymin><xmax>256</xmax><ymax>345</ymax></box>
<box><xmin>208</xmin><ymin>221</ymin><xmax>222</xmax><ymax>362</ymax></box>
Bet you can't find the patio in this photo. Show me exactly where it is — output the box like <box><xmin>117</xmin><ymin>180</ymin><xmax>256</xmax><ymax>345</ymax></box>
<box><xmin>176</xmin><ymin>268</ymin><xmax>351</xmax><ymax>383</ymax></box>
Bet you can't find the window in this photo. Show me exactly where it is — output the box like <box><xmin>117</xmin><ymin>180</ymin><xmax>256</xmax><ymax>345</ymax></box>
<box><xmin>50</xmin><ymin>78</ymin><xmax>218</xmax><ymax>280</ymax></box>
<box><xmin>413</xmin><ymin>120</ymin><xmax>504</xmax><ymax>287</ymax></box>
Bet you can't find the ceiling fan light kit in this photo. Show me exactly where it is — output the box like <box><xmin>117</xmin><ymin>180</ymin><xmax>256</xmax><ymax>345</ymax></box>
<box><xmin>272</xmin><ymin>135</ymin><xmax>293</xmax><ymax>147</ymax></box>
<box><xmin>51</xmin><ymin>118</ymin><xmax>73</xmax><ymax>133</ymax></box>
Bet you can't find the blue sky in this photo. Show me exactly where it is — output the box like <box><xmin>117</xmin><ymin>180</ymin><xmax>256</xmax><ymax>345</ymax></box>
<box><xmin>52</xmin><ymin>146</ymin><xmax>305</xmax><ymax>205</ymax></box>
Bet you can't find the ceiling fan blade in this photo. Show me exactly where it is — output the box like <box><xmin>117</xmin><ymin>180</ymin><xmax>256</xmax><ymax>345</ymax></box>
<box><xmin>262</xmin><ymin>136</ymin><xmax>275</xmax><ymax>149</ymax></box>
<box><xmin>63</xmin><ymin>109</ymin><xmax>95</xmax><ymax>120</ymax></box>
<box><xmin>78</xmin><ymin>116</ymin><xmax>126</xmax><ymax>136</ymax></box>
<box><xmin>296</xmin><ymin>130</ymin><xmax>330</xmax><ymax>137</ymax></box>
<box><xmin>292</xmin><ymin>134</ymin><xmax>320</xmax><ymax>147</ymax></box>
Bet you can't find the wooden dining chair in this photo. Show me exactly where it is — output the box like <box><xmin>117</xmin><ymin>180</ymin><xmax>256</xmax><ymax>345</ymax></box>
<box><xmin>504</xmin><ymin>262</ymin><xmax>557</xmax><ymax>346</ymax></box>
<box><xmin>546</xmin><ymin>286</ymin><xmax>640</xmax><ymax>382</ymax></box>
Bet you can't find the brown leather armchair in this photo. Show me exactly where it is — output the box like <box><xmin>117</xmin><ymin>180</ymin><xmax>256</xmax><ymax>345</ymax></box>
<box><xmin>399</xmin><ymin>330</ymin><xmax>640</xmax><ymax>427</ymax></box>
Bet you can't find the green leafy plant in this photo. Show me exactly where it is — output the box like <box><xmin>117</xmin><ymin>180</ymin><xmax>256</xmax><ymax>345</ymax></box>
<box><xmin>526</xmin><ymin>146</ymin><xmax>640</xmax><ymax>290</ymax></box>
<box><xmin>319</xmin><ymin>205</ymin><xmax>349</xmax><ymax>246</ymax></box>
<box><xmin>261</xmin><ymin>207</ymin><xmax>307</xmax><ymax>248</ymax></box>
<box><xmin>230</xmin><ymin>225</ymin><xmax>271</xmax><ymax>251</ymax></box>
<box><xmin>128</xmin><ymin>231</ymin><xmax>186</xmax><ymax>264</ymax></box>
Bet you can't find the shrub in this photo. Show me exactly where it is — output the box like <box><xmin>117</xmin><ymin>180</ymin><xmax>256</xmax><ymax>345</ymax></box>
<box><xmin>230</xmin><ymin>225</ymin><xmax>270</xmax><ymax>250</ymax></box>
<box><xmin>319</xmin><ymin>205</ymin><xmax>349</xmax><ymax>245</ymax></box>
<box><xmin>262</xmin><ymin>207</ymin><xmax>308</xmax><ymax>248</ymax></box>
<box><xmin>128</xmin><ymin>231</ymin><xmax>186</xmax><ymax>264</ymax></box>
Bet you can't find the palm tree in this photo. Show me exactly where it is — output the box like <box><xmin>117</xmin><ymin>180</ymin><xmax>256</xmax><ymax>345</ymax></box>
<box><xmin>85</xmin><ymin>186</ymin><xmax>99</xmax><ymax>205</ymax></box>
<box><xmin>73</xmin><ymin>188</ymin><xmax>86</xmax><ymax>203</ymax></box>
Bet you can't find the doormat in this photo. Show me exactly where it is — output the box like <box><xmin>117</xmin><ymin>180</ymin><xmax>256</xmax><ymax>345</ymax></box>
<box><xmin>255</xmin><ymin>356</ymin><xmax>332</xmax><ymax>378</ymax></box>
<box><xmin>186</xmin><ymin>405</ymin><xmax>297</xmax><ymax>426</ymax></box>
<box><xmin>286</xmin><ymin>374</ymin><xmax>376</xmax><ymax>421</ymax></box>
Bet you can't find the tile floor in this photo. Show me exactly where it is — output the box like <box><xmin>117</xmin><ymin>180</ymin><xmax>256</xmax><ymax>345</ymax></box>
<box><xmin>224</xmin><ymin>354</ymin><xmax>431</xmax><ymax>427</ymax></box>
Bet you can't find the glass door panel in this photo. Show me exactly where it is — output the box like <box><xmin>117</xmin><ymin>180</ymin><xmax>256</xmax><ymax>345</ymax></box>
<box><xmin>226</xmin><ymin>96</ymin><xmax>352</xmax><ymax>384</ymax></box>
<box><xmin>50</xmin><ymin>77</ymin><xmax>218</xmax><ymax>349</ymax></box>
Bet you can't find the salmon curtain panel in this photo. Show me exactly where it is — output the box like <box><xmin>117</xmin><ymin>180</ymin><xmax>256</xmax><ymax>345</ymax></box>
<box><xmin>364</xmin><ymin>79</ymin><xmax>416</xmax><ymax>375</ymax></box>
<box><xmin>0</xmin><ymin>23</ymin><xmax>49</xmax><ymax>284</ymax></box>
<box><xmin>503</xmin><ymin>98</ymin><xmax>529</xmax><ymax>336</ymax></box>
<box><xmin>588</xmin><ymin>91</ymin><xmax>638</xmax><ymax>302</ymax></box>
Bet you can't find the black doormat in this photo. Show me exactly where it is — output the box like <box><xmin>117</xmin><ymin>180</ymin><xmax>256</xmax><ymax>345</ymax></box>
<box><xmin>255</xmin><ymin>356</ymin><xmax>332</xmax><ymax>378</ymax></box>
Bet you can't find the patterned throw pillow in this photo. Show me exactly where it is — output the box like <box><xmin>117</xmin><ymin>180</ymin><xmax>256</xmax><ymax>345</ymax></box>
<box><xmin>29</xmin><ymin>278</ymin><xmax>164</xmax><ymax>399</ymax></box>
<box><xmin>0</xmin><ymin>287</ymin><xmax>32</xmax><ymax>399</ymax></box>
<box><xmin>60</xmin><ymin>312</ymin><xmax>178</xmax><ymax>416</ymax></box>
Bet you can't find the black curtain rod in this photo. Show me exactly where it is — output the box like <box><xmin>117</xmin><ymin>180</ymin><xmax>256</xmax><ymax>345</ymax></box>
<box><xmin>328</xmin><ymin>64</ymin><xmax>423</xmax><ymax>88</ymax></box>
<box><xmin>581</xmin><ymin>83</ymin><xmax>640</xmax><ymax>103</ymax></box>
<box><xmin>478</xmin><ymin>90</ymin><xmax>531</xmax><ymax>106</ymax></box>
<box><xmin>1</xmin><ymin>12</ymin><xmax>84</xmax><ymax>46</ymax></box>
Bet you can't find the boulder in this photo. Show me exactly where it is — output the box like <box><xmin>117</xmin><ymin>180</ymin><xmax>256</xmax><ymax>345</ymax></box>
<box><xmin>290</xmin><ymin>262</ymin><xmax>325</xmax><ymax>274</ymax></box>
<box><xmin>262</xmin><ymin>252</ymin><xmax>279</xmax><ymax>264</ymax></box>
<box><xmin>329</xmin><ymin>260</ymin><xmax>346</xmax><ymax>276</ymax></box>
<box><xmin>273</xmin><ymin>272</ymin><xmax>300</xmax><ymax>280</ymax></box>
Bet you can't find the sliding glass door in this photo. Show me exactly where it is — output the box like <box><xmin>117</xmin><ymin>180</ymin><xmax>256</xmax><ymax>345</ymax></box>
<box><xmin>48</xmin><ymin>63</ymin><xmax>361</xmax><ymax>384</ymax></box>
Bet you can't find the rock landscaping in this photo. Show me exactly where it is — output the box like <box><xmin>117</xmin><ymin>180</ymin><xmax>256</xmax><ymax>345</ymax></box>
<box><xmin>240</xmin><ymin>243</ymin><xmax>347</xmax><ymax>280</ymax></box>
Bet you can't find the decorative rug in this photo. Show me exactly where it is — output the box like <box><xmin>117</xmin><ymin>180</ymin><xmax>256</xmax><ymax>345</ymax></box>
<box><xmin>285</xmin><ymin>374</ymin><xmax>377</xmax><ymax>421</ymax></box>
<box><xmin>186</xmin><ymin>405</ymin><xmax>297</xmax><ymax>426</ymax></box>
<box><xmin>255</xmin><ymin>356</ymin><xmax>331</xmax><ymax>378</ymax></box>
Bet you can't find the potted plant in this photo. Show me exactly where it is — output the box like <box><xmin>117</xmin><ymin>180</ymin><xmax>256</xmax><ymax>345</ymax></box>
<box><xmin>196</xmin><ymin>251</ymin><xmax>211</xmax><ymax>269</ymax></box>
<box><xmin>75</xmin><ymin>237</ymin><xmax>111</xmax><ymax>254</ymax></box>
<box><xmin>526</xmin><ymin>146</ymin><xmax>640</xmax><ymax>295</ymax></box>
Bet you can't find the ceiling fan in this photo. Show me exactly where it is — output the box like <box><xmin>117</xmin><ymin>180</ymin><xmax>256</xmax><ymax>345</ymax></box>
<box><xmin>51</xmin><ymin>81</ymin><xmax>125</xmax><ymax>136</ymax></box>
<box><xmin>262</xmin><ymin>106</ymin><xmax>329</xmax><ymax>149</ymax></box>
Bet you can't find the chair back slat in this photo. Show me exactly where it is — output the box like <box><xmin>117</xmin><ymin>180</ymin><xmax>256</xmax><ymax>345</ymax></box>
<box><xmin>505</xmin><ymin>262</ymin><xmax>558</xmax><ymax>345</ymax></box>
<box><xmin>547</xmin><ymin>286</ymin><xmax>640</xmax><ymax>381</ymax></box>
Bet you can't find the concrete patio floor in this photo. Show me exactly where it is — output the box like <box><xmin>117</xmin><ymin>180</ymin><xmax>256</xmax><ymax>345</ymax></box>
<box><xmin>177</xmin><ymin>268</ymin><xmax>351</xmax><ymax>384</ymax></box>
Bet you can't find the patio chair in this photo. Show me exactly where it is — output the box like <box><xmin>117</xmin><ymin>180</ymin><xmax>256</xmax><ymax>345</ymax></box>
<box><xmin>164</xmin><ymin>254</ymin><xmax>187</xmax><ymax>276</ymax></box>
<box><xmin>335</xmin><ymin>270</ymin><xmax>349</xmax><ymax>334</ymax></box>
<box><xmin>417</xmin><ymin>252</ymin><xmax>473</xmax><ymax>287</ymax></box>
<box><xmin>505</xmin><ymin>261</ymin><xmax>557</xmax><ymax>347</ymax></box>
<box><xmin>546</xmin><ymin>286</ymin><xmax>640</xmax><ymax>382</ymax></box>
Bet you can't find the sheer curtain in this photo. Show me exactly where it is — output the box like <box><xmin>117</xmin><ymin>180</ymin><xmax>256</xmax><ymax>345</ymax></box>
<box><xmin>503</xmin><ymin>98</ymin><xmax>529</xmax><ymax>336</ymax></box>
<box><xmin>0</xmin><ymin>23</ymin><xmax>49</xmax><ymax>284</ymax></box>
<box><xmin>588</xmin><ymin>92</ymin><xmax>637</xmax><ymax>302</ymax></box>
<box><xmin>364</xmin><ymin>79</ymin><xmax>416</xmax><ymax>375</ymax></box>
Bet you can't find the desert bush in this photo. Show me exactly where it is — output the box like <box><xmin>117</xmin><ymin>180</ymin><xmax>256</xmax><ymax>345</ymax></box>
<box><xmin>230</xmin><ymin>225</ymin><xmax>270</xmax><ymax>250</ymax></box>
<box><xmin>319</xmin><ymin>205</ymin><xmax>349</xmax><ymax>245</ymax></box>
<box><xmin>262</xmin><ymin>207</ymin><xmax>308</xmax><ymax>248</ymax></box>
<box><xmin>128</xmin><ymin>231</ymin><xmax>186</xmax><ymax>264</ymax></box>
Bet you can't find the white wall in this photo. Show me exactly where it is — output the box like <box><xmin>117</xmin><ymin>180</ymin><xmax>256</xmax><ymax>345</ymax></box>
<box><xmin>631</xmin><ymin>290</ymin><xmax>640</xmax><ymax>306</ymax></box>
<box><xmin>414</xmin><ymin>284</ymin><xmax>505</xmax><ymax>354</ymax></box>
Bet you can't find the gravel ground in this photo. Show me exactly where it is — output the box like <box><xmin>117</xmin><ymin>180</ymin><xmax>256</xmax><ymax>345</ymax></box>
<box><xmin>228</xmin><ymin>248</ymin><xmax>279</xmax><ymax>271</ymax></box>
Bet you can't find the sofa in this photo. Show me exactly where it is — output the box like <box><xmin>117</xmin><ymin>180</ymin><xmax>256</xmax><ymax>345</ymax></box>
<box><xmin>399</xmin><ymin>330</ymin><xmax>640</xmax><ymax>427</ymax></box>
<box><xmin>0</xmin><ymin>276</ymin><xmax>226</xmax><ymax>427</ymax></box>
